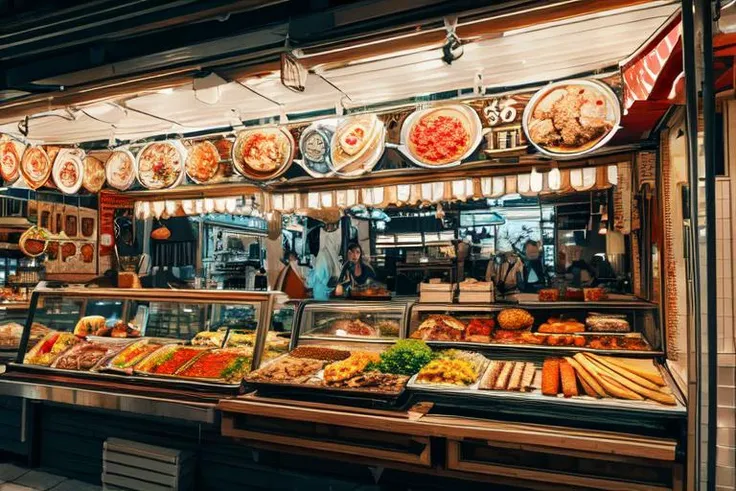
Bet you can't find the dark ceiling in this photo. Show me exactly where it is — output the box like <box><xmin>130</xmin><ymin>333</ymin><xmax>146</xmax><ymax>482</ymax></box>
<box><xmin>0</xmin><ymin>0</ymin><xmax>516</xmax><ymax>103</ymax></box>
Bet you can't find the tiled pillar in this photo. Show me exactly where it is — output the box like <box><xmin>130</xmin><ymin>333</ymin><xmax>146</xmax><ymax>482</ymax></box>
<box><xmin>716</xmin><ymin>176</ymin><xmax>736</xmax><ymax>490</ymax></box>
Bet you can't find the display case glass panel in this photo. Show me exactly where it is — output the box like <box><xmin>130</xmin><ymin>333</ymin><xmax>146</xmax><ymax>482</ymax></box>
<box><xmin>14</xmin><ymin>284</ymin><xmax>284</xmax><ymax>389</ymax></box>
<box><xmin>297</xmin><ymin>301</ymin><xmax>407</xmax><ymax>343</ymax></box>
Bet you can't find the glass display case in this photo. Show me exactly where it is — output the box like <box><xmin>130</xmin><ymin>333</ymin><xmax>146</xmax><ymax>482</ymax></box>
<box><xmin>245</xmin><ymin>300</ymin><xmax>413</xmax><ymax>403</ymax></box>
<box><xmin>293</xmin><ymin>300</ymin><xmax>409</xmax><ymax>347</ymax></box>
<box><xmin>8</xmin><ymin>283</ymin><xmax>286</xmax><ymax>392</ymax></box>
<box><xmin>408</xmin><ymin>299</ymin><xmax>661</xmax><ymax>356</ymax></box>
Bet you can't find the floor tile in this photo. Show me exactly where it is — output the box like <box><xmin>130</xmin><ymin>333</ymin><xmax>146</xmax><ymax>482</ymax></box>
<box><xmin>13</xmin><ymin>471</ymin><xmax>65</xmax><ymax>491</ymax></box>
<box><xmin>0</xmin><ymin>484</ymin><xmax>35</xmax><ymax>491</ymax></box>
<box><xmin>49</xmin><ymin>480</ymin><xmax>101</xmax><ymax>491</ymax></box>
<box><xmin>0</xmin><ymin>465</ymin><xmax>28</xmax><ymax>483</ymax></box>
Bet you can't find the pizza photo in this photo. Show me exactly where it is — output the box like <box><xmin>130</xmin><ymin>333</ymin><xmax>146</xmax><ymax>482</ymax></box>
<box><xmin>105</xmin><ymin>150</ymin><xmax>136</xmax><ymax>190</ymax></box>
<box><xmin>232</xmin><ymin>128</ymin><xmax>294</xmax><ymax>180</ymax></box>
<box><xmin>523</xmin><ymin>79</ymin><xmax>620</xmax><ymax>157</ymax></box>
<box><xmin>0</xmin><ymin>140</ymin><xmax>22</xmax><ymax>183</ymax></box>
<box><xmin>52</xmin><ymin>151</ymin><xmax>84</xmax><ymax>194</ymax></box>
<box><xmin>82</xmin><ymin>156</ymin><xmax>106</xmax><ymax>193</ymax></box>
<box><xmin>20</xmin><ymin>146</ymin><xmax>52</xmax><ymax>189</ymax></box>
<box><xmin>136</xmin><ymin>141</ymin><xmax>184</xmax><ymax>190</ymax></box>
<box><xmin>403</xmin><ymin>105</ymin><xmax>480</xmax><ymax>167</ymax></box>
<box><xmin>185</xmin><ymin>141</ymin><xmax>220</xmax><ymax>184</ymax></box>
<box><xmin>329</xmin><ymin>114</ymin><xmax>385</xmax><ymax>177</ymax></box>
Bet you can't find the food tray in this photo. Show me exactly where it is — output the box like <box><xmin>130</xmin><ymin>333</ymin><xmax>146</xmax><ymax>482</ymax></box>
<box><xmin>133</xmin><ymin>345</ymin><xmax>210</xmax><ymax>376</ymax></box>
<box><xmin>174</xmin><ymin>348</ymin><xmax>252</xmax><ymax>384</ymax></box>
<box><xmin>50</xmin><ymin>340</ymin><xmax>132</xmax><ymax>372</ymax></box>
<box><xmin>102</xmin><ymin>338</ymin><xmax>181</xmax><ymax>374</ymax></box>
<box><xmin>245</xmin><ymin>354</ymin><xmax>409</xmax><ymax>399</ymax></box>
<box><xmin>407</xmin><ymin>360</ymin><xmax>686</xmax><ymax>415</ymax></box>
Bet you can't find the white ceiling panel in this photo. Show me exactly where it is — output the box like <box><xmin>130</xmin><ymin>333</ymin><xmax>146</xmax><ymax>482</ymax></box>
<box><xmin>0</xmin><ymin>1</ymin><xmax>678</xmax><ymax>144</ymax></box>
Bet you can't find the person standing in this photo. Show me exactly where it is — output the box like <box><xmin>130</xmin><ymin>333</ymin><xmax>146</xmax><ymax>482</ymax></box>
<box><xmin>335</xmin><ymin>243</ymin><xmax>376</xmax><ymax>296</ymax></box>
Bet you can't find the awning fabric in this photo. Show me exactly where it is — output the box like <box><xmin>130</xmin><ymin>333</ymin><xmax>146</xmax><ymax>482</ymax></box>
<box><xmin>271</xmin><ymin>164</ymin><xmax>619</xmax><ymax>213</ymax></box>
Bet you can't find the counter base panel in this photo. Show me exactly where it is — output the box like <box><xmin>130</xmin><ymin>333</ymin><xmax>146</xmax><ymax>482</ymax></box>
<box><xmin>0</xmin><ymin>375</ymin><xmax>217</xmax><ymax>423</ymax></box>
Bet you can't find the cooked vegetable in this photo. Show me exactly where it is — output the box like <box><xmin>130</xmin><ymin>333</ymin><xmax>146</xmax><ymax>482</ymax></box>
<box><xmin>367</xmin><ymin>339</ymin><xmax>434</xmax><ymax>376</ymax></box>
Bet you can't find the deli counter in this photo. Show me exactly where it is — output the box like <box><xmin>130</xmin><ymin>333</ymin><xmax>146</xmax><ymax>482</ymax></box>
<box><xmin>223</xmin><ymin>296</ymin><xmax>686</xmax><ymax>490</ymax></box>
<box><xmin>0</xmin><ymin>283</ymin><xmax>291</xmax><ymax>422</ymax></box>
<box><xmin>0</xmin><ymin>291</ymin><xmax>686</xmax><ymax>489</ymax></box>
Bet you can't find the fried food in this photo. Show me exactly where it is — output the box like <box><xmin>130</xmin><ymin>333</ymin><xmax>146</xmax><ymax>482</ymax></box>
<box><xmin>329</xmin><ymin>319</ymin><xmax>378</xmax><ymax>337</ymax></box>
<box><xmin>323</xmin><ymin>352</ymin><xmax>380</xmax><ymax>383</ymax></box>
<box><xmin>411</xmin><ymin>315</ymin><xmax>466</xmax><ymax>341</ymax></box>
<box><xmin>465</xmin><ymin>318</ymin><xmax>494</xmax><ymax>343</ymax></box>
<box><xmin>538</xmin><ymin>318</ymin><xmax>585</xmax><ymax>333</ymax></box>
<box><xmin>416</xmin><ymin>358</ymin><xmax>478</xmax><ymax>386</ymax></box>
<box><xmin>248</xmin><ymin>356</ymin><xmax>324</xmax><ymax>383</ymax></box>
<box><xmin>496</xmin><ymin>309</ymin><xmax>534</xmax><ymax>330</ymax></box>
<box><xmin>290</xmin><ymin>346</ymin><xmax>351</xmax><ymax>361</ymax></box>
<box><xmin>559</xmin><ymin>359</ymin><xmax>578</xmax><ymax>398</ymax></box>
<box><xmin>541</xmin><ymin>358</ymin><xmax>560</xmax><ymax>396</ymax></box>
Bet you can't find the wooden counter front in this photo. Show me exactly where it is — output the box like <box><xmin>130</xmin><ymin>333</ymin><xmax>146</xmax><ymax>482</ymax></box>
<box><xmin>219</xmin><ymin>394</ymin><xmax>683</xmax><ymax>491</ymax></box>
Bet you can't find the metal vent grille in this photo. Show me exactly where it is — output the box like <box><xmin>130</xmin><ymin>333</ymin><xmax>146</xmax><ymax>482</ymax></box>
<box><xmin>102</xmin><ymin>438</ymin><xmax>194</xmax><ymax>491</ymax></box>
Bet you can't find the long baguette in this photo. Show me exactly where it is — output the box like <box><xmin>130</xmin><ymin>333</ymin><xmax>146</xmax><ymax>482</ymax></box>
<box><xmin>573</xmin><ymin>353</ymin><xmax>643</xmax><ymax>400</ymax></box>
<box><xmin>595</xmin><ymin>371</ymin><xmax>676</xmax><ymax>405</ymax></box>
<box><xmin>578</xmin><ymin>375</ymin><xmax>600</xmax><ymax>398</ymax></box>
<box><xmin>479</xmin><ymin>360</ymin><xmax>503</xmax><ymax>390</ymax></box>
<box><xmin>566</xmin><ymin>356</ymin><xmax>606</xmax><ymax>397</ymax></box>
<box><xmin>495</xmin><ymin>361</ymin><xmax>515</xmax><ymax>390</ymax></box>
<box><xmin>599</xmin><ymin>356</ymin><xmax>665</xmax><ymax>386</ymax></box>
<box><xmin>584</xmin><ymin>355</ymin><xmax>676</xmax><ymax>404</ymax></box>
<box><xmin>507</xmin><ymin>361</ymin><xmax>525</xmax><ymax>391</ymax></box>
<box><xmin>541</xmin><ymin>358</ymin><xmax>561</xmax><ymax>396</ymax></box>
<box><xmin>597</xmin><ymin>372</ymin><xmax>645</xmax><ymax>400</ymax></box>
<box><xmin>559</xmin><ymin>359</ymin><xmax>578</xmax><ymax>397</ymax></box>
<box><xmin>520</xmin><ymin>362</ymin><xmax>536</xmax><ymax>392</ymax></box>
<box><xmin>586</xmin><ymin>353</ymin><xmax>662</xmax><ymax>391</ymax></box>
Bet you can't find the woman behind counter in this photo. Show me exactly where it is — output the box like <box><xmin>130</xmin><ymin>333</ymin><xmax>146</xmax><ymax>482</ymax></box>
<box><xmin>335</xmin><ymin>243</ymin><xmax>376</xmax><ymax>296</ymax></box>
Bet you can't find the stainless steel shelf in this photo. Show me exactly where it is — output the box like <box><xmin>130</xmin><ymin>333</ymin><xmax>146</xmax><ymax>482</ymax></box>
<box><xmin>0</xmin><ymin>377</ymin><xmax>217</xmax><ymax>423</ymax></box>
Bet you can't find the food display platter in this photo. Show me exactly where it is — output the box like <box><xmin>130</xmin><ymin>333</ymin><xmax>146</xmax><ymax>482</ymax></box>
<box><xmin>105</xmin><ymin>149</ymin><xmax>137</xmax><ymax>190</ymax></box>
<box><xmin>397</xmin><ymin>104</ymin><xmax>482</xmax><ymax>169</ymax></box>
<box><xmin>407</xmin><ymin>358</ymin><xmax>685</xmax><ymax>416</ymax></box>
<box><xmin>135</xmin><ymin>140</ymin><xmax>186</xmax><ymax>190</ymax></box>
<box><xmin>522</xmin><ymin>78</ymin><xmax>621</xmax><ymax>158</ymax></box>
<box><xmin>52</xmin><ymin>149</ymin><xmax>85</xmax><ymax>195</ymax></box>
<box><xmin>245</xmin><ymin>352</ymin><xmax>409</xmax><ymax>402</ymax></box>
<box><xmin>0</xmin><ymin>138</ymin><xmax>24</xmax><ymax>183</ymax></box>
<box><xmin>297</xmin><ymin>119</ymin><xmax>337</xmax><ymax>178</ymax></box>
<box><xmin>329</xmin><ymin>114</ymin><xmax>386</xmax><ymax>178</ymax></box>
<box><xmin>232</xmin><ymin>127</ymin><xmax>295</xmax><ymax>181</ymax></box>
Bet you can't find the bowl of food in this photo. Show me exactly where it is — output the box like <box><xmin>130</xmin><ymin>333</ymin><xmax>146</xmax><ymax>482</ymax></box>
<box><xmin>399</xmin><ymin>104</ymin><xmax>482</xmax><ymax>168</ymax></box>
<box><xmin>523</xmin><ymin>79</ymin><xmax>620</xmax><ymax>158</ymax></box>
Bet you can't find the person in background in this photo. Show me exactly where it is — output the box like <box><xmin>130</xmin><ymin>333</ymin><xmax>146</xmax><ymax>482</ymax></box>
<box><xmin>591</xmin><ymin>254</ymin><xmax>616</xmax><ymax>285</ymax></box>
<box><xmin>307</xmin><ymin>249</ymin><xmax>337</xmax><ymax>301</ymax></box>
<box><xmin>565</xmin><ymin>246</ymin><xmax>596</xmax><ymax>287</ymax></box>
<box><xmin>521</xmin><ymin>239</ymin><xmax>547</xmax><ymax>293</ymax></box>
<box><xmin>335</xmin><ymin>242</ymin><xmax>376</xmax><ymax>296</ymax></box>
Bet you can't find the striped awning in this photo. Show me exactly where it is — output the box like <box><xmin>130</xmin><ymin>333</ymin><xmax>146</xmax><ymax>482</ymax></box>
<box><xmin>271</xmin><ymin>164</ymin><xmax>619</xmax><ymax>213</ymax></box>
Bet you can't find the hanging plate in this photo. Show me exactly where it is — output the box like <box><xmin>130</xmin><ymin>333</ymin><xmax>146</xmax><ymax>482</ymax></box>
<box><xmin>52</xmin><ymin>149</ymin><xmax>85</xmax><ymax>195</ymax></box>
<box><xmin>329</xmin><ymin>114</ymin><xmax>385</xmax><ymax>178</ymax></box>
<box><xmin>0</xmin><ymin>138</ymin><xmax>24</xmax><ymax>184</ymax></box>
<box><xmin>522</xmin><ymin>79</ymin><xmax>621</xmax><ymax>158</ymax></box>
<box><xmin>105</xmin><ymin>149</ymin><xmax>137</xmax><ymax>191</ymax></box>
<box><xmin>82</xmin><ymin>155</ymin><xmax>106</xmax><ymax>193</ymax></box>
<box><xmin>297</xmin><ymin>119</ymin><xmax>336</xmax><ymax>178</ymax></box>
<box><xmin>20</xmin><ymin>146</ymin><xmax>52</xmax><ymax>190</ymax></box>
<box><xmin>399</xmin><ymin>104</ymin><xmax>482</xmax><ymax>169</ymax></box>
<box><xmin>185</xmin><ymin>141</ymin><xmax>220</xmax><ymax>184</ymax></box>
<box><xmin>232</xmin><ymin>127</ymin><xmax>294</xmax><ymax>181</ymax></box>
<box><xmin>136</xmin><ymin>141</ymin><xmax>185</xmax><ymax>190</ymax></box>
<box><xmin>19</xmin><ymin>226</ymin><xmax>50</xmax><ymax>258</ymax></box>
